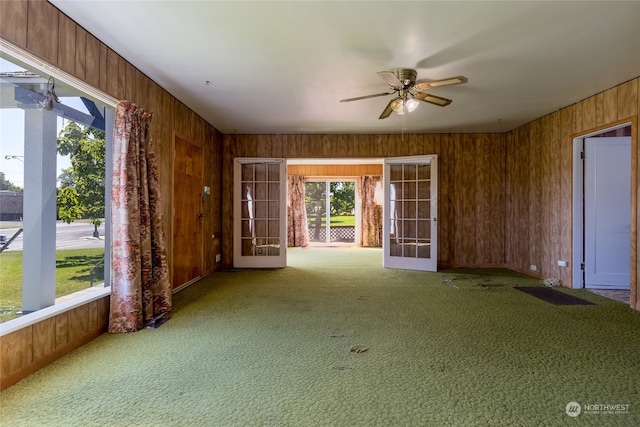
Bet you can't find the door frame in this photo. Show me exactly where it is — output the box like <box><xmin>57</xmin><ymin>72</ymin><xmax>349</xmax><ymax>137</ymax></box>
<box><xmin>572</xmin><ymin>121</ymin><xmax>632</xmax><ymax>289</ymax></box>
<box><xmin>304</xmin><ymin>179</ymin><xmax>357</xmax><ymax>246</ymax></box>
<box><xmin>172</xmin><ymin>132</ymin><xmax>204</xmax><ymax>292</ymax></box>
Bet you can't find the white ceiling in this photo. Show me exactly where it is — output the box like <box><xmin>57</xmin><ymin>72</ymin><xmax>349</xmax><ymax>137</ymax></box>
<box><xmin>50</xmin><ymin>1</ymin><xmax>640</xmax><ymax>135</ymax></box>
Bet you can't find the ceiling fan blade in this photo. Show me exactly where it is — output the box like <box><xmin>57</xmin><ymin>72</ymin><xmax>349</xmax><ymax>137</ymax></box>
<box><xmin>377</xmin><ymin>71</ymin><xmax>403</xmax><ymax>89</ymax></box>
<box><xmin>340</xmin><ymin>92</ymin><xmax>393</xmax><ymax>103</ymax></box>
<box><xmin>413</xmin><ymin>92</ymin><xmax>453</xmax><ymax>107</ymax></box>
<box><xmin>414</xmin><ymin>76</ymin><xmax>468</xmax><ymax>92</ymax></box>
<box><xmin>379</xmin><ymin>99</ymin><xmax>395</xmax><ymax>119</ymax></box>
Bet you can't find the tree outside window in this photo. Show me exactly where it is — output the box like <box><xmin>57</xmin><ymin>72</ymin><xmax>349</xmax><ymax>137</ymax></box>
<box><xmin>56</xmin><ymin>121</ymin><xmax>105</xmax><ymax>237</ymax></box>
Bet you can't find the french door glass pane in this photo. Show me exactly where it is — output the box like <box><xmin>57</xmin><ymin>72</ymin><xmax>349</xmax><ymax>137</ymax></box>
<box><xmin>305</xmin><ymin>181</ymin><xmax>327</xmax><ymax>243</ymax></box>
<box><xmin>389</xmin><ymin>163</ymin><xmax>431</xmax><ymax>259</ymax></box>
<box><xmin>240</xmin><ymin>163</ymin><xmax>280</xmax><ymax>256</ymax></box>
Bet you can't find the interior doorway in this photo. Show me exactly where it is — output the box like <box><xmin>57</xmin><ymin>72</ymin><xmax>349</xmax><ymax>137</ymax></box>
<box><xmin>573</xmin><ymin>124</ymin><xmax>632</xmax><ymax>290</ymax></box>
<box><xmin>305</xmin><ymin>180</ymin><xmax>356</xmax><ymax>246</ymax></box>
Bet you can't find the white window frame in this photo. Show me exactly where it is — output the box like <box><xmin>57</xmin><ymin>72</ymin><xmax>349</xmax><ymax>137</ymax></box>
<box><xmin>0</xmin><ymin>40</ymin><xmax>117</xmax><ymax>334</ymax></box>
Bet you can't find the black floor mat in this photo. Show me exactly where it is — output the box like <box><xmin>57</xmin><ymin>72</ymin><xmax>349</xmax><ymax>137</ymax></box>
<box><xmin>515</xmin><ymin>287</ymin><xmax>596</xmax><ymax>305</ymax></box>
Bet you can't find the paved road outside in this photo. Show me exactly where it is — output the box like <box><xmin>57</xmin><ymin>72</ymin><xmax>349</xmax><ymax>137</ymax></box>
<box><xmin>0</xmin><ymin>220</ymin><xmax>105</xmax><ymax>252</ymax></box>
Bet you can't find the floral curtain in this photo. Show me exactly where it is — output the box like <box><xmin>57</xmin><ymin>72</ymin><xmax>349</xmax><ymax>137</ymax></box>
<box><xmin>109</xmin><ymin>101</ymin><xmax>171</xmax><ymax>333</ymax></box>
<box><xmin>359</xmin><ymin>175</ymin><xmax>383</xmax><ymax>247</ymax></box>
<box><xmin>287</xmin><ymin>175</ymin><xmax>309</xmax><ymax>247</ymax></box>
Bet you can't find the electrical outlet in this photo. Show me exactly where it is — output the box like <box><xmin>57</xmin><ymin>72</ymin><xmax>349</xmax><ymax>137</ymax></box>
<box><xmin>530</xmin><ymin>265</ymin><xmax>537</xmax><ymax>271</ymax></box>
<box><xmin>215</xmin><ymin>254</ymin><xmax>221</xmax><ymax>262</ymax></box>
<box><xmin>558</xmin><ymin>260</ymin><xmax>568</xmax><ymax>267</ymax></box>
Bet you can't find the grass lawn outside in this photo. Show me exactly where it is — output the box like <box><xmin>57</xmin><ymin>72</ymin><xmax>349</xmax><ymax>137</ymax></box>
<box><xmin>0</xmin><ymin>248</ymin><xmax>104</xmax><ymax>323</ymax></box>
<box><xmin>308</xmin><ymin>215</ymin><xmax>355</xmax><ymax>227</ymax></box>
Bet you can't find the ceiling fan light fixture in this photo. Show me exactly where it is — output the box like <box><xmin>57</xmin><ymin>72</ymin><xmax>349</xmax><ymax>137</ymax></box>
<box><xmin>405</xmin><ymin>98</ymin><xmax>419</xmax><ymax>112</ymax></box>
<box><xmin>390</xmin><ymin>98</ymin><xmax>404</xmax><ymax>113</ymax></box>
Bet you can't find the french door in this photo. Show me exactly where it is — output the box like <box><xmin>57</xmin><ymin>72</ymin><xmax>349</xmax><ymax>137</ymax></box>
<box><xmin>233</xmin><ymin>158</ymin><xmax>287</xmax><ymax>268</ymax></box>
<box><xmin>383</xmin><ymin>156</ymin><xmax>438</xmax><ymax>271</ymax></box>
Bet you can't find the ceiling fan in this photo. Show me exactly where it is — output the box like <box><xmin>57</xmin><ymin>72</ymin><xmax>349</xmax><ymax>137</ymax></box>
<box><xmin>339</xmin><ymin>68</ymin><xmax>468</xmax><ymax>119</ymax></box>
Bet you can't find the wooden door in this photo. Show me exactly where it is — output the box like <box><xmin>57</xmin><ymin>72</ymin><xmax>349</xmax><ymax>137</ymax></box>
<box><xmin>383</xmin><ymin>155</ymin><xmax>438</xmax><ymax>271</ymax></box>
<box><xmin>172</xmin><ymin>135</ymin><xmax>203</xmax><ymax>290</ymax></box>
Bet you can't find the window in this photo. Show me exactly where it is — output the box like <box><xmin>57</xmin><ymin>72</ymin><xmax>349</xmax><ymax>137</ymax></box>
<box><xmin>0</xmin><ymin>50</ymin><xmax>115</xmax><ymax>324</ymax></box>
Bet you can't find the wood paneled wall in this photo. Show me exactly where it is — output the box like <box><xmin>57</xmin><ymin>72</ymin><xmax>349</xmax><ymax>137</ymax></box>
<box><xmin>0</xmin><ymin>296</ymin><xmax>109</xmax><ymax>390</ymax></box>
<box><xmin>223</xmin><ymin>133</ymin><xmax>507</xmax><ymax>269</ymax></box>
<box><xmin>505</xmin><ymin>78</ymin><xmax>639</xmax><ymax>309</ymax></box>
<box><xmin>0</xmin><ymin>0</ymin><xmax>223</xmax><ymax>388</ymax></box>
<box><xmin>288</xmin><ymin>164</ymin><xmax>382</xmax><ymax>177</ymax></box>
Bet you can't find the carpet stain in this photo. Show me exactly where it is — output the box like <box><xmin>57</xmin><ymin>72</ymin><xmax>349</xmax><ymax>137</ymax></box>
<box><xmin>349</xmin><ymin>345</ymin><xmax>369</xmax><ymax>354</ymax></box>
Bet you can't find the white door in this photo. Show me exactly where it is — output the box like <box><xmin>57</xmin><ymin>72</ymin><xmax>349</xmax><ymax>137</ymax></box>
<box><xmin>383</xmin><ymin>156</ymin><xmax>437</xmax><ymax>271</ymax></box>
<box><xmin>584</xmin><ymin>137</ymin><xmax>631</xmax><ymax>289</ymax></box>
<box><xmin>233</xmin><ymin>158</ymin><xmax>287</xmax><ymax>268</ymax></box>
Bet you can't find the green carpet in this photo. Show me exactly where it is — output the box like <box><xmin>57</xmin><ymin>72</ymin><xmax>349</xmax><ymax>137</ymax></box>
<box><xmin>1</xmin><ymin>247</ymin><xmax>639</xmax><ymax>426</ymax></box>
